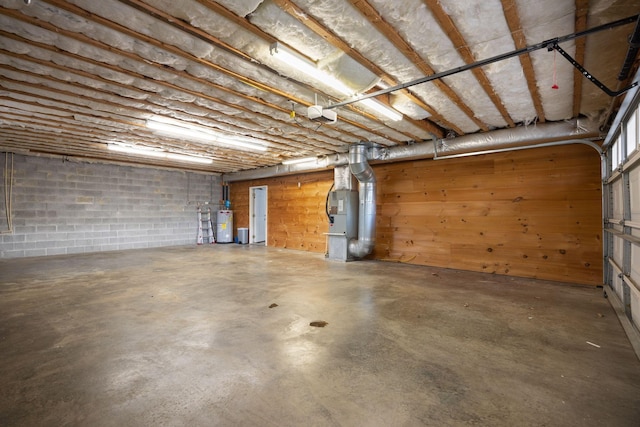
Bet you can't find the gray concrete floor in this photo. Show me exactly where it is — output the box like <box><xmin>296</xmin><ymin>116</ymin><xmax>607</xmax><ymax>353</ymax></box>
<box><xmin>1</xmin><ymin>245</ymin><xmax>639</xmax><ymax>426</ymax></box>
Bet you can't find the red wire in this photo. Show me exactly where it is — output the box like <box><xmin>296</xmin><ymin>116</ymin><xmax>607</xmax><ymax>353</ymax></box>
<box><xmin>552</xmin><ymin>50</ymin><xmax>559</xmax><ymax>89</ymax></box>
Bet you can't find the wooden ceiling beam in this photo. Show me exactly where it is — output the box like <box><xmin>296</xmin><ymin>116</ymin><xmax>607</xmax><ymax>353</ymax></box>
<box><xmin>0</xmin><ymin>86</ymin><xmax>325</xmax><ymax>162</ymax></box>
<box><xmin>422</xmin><ymin>0</ymin><xmax>515</xmax><ymax>128</ymax></box>
<box><xmin>349</xmin><ymin>0</ymin><xmax>490</xmax><ymax>132</ymax></box>
<box><xmin>0</xmin><ymin>104</ymin><xmax>251</xmax><ymax>160</ymax></box>
<box><xmin>0</xmin><ymin>68</ymin><xmax>340</xmax><ymax>155</ymax></box>
<box><xmin>272</xmin><ymin>0</ymin><xmax>449</xmax><ymax>138</ymax></box>
<box><xmin>0</xmin><ymin>134</ymin><xmax>232</xmax><ymax>173</ymax></box>
<box><xmin>194</xmin><ymin>0</ymin><xmax>429</xmax><ymax>142</ymax></box>
<box><xmin>0</xmin><ymin>120</ymin><xmax>267</xmax><ymax>169</ymax></box>
<box><xmin>37</xmin><ymin>1</ymin><xmax>409</xmax><ymax>144</ymax></box>
<box><xmin>119</xmin><ymin>0</ymin><xmax>416</xmax><ymax>139</ymax></box>
<box><xmin>40</xmin><ymin>0</ymin><xmax>295</xmax><ymax>104</ymax></box>
<box><xmin>0</xmin><ymin>9</ymin><xmax>306</xmax><ymax>139</ymax></box>
<box><xmin>573</xmin><ymin>0</ymin><xmax>589</xmax><ymax>117</ymax></box>
<box><xmin>194</xmin><ymin>0</ymin><xmax>278</xmax><ymax>43</ymax></box>
<box><xmin>0</xmin><ymin>41</ymin><xmax>304</xmax><ymax>154</ymax></box>
<box><xmin>0</xmin><ymin>90</ymin><xmax>309</xmax><ymax>167</ymax></box>
<box><xmin>0</xmin><ymin>100</ymin><xmax>344</xmax><ymax>170</ymax></box>
<box><xmin>119</xmin><ymin>0</ymin><xmax>258</xmax><ymax>62</ymax></box>
<box><xmin>197</xmin><ymin>0</ymin><xmax>439</xmax><ymax>142</ymax></box>
<box><xmin>500</xmin><ymin>0</ymin><xmax>546</xmax><ymax>123</ymax></box>
<box><xmin>0</xmin><ymin>19</ymin><xmax>366</xmax><ymax>150</ymax></box>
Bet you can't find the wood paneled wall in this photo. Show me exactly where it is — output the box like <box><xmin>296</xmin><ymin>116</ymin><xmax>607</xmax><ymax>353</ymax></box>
<box><xmin>230</xmin><ymin>170</ymin><xmax>333</xmax><ymax>252</ymax></box>
<box><xmin>230</xmin><ymin>145</ymin><xmax>603</xmax><ymax>285</ymax></box>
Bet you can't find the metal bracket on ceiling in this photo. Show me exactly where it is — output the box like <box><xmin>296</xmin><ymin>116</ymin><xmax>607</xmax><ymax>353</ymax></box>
<box><xmin>618</xmin><ymin>16</ymin><xmax>640</xmax><ymax>80</ymax></box>
<box><xmin>548</xmin><ymin>42</ymin><xmax>638</xmax><ymax>97</ymax></box>
<box><xmin>432</xmin><ymin>138</ymin><xmax>440</xmax><ymax>159</ymax></box>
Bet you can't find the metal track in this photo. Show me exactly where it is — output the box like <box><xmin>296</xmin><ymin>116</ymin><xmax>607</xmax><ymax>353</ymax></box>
<box><xmin>326</xmin><ymin>14</ymin><xmax>639</xmax><ymax>110</ymax></box>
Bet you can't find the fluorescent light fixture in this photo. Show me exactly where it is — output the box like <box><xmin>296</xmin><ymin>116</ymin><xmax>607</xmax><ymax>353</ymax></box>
<box><xmin>108</xmin><ymin>144</ymin><xmax>166</xmax><ymax>158</ymax></box>
<box><xmin>108</xmin><ymin>144</ymin><xmax>213</xmax><ymax>164</ymax></box>
<box><xmin>166</xmin><ymin>153</ymin><xmax>213</xmax><ymax>164</ymax></box>
<box><xmin>270</xmin><ymin>42</ymin><xmax>402</xmax><ymax>122</ymax></box>
<box><xmin>270</xmin><ymin>42</ymin><xmax>351</xmax><ymax>96</ymax></box>
<box><xmin>222</xmin><ymin>135</ymin><xmax>269</xmax><ymax>152</ymax></box>
<box><xmin>282</xmin><ymin>156</ymin><xmax>317</xmax><ymax>165</ymax></box>
<box><xmin>147</xmin><ymin>117</ymin><xmax>267</xmax><ymax>152</ymax></box>
<box><xmin>147</xmin><ymin>120</ymin><xmax>213</xmax><ymax>142</ymax></box>
<box><xmin>359</xmin><ymin>98</ymin><xmax>403</xmax><ymax>121</ymax></box>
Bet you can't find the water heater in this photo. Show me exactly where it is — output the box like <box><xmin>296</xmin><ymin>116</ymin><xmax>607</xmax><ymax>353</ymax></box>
<box><xmin>217</xmin><ymin>210</ymin><xmax>233</xmax><ymax>243</ymax></box>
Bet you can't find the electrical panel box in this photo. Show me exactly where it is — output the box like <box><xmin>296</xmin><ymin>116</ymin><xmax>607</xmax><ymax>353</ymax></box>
<box><xmin>328</xmin><ymin>190</ymin><xmax>358</xmax><ymax>238</ymax></box>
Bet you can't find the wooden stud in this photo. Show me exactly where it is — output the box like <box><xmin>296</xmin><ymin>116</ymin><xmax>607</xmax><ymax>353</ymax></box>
<box><xmin>423</xmin><ymin>0</ymin><xmax>516</xmax><ymax>128</ymax></box>
<box><xmin>500</xmin><ymin>0</ymin><xmax>546</xmax><ymax>123</ymax></box>
<box><xmin>573</xmin><ymin>0</ymin><xmax>589</xmax><ymax>117</ymax></box>
<box><xmin>0</xmin><ymin>66</ymin><xmax>342</xmax><ymax>156</ymax></box>
<box><xmin>34</xmin><ymin>1</ymin><xmax>412</xmax><ymax>145</ymax></box>
<box><xmin>122</xmin><ymin>0</ymin><xmax>426</xmax><ymax>142</ymax></box>
<box><xmin>349</xmin><ymin>0</ymin><xmax>490</xmax><ymax>132</ymax></box>
<box><xmin>272</xmin><ymin>0</ymin><xmax>449</xmax><ymax>138</ymax></box>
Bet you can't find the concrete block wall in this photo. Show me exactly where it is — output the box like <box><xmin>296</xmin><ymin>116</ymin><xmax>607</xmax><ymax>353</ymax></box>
<box><xmin>0</xmin><ymin>154</ymin><xmax>221</xmax><ymax>258</ymax></box>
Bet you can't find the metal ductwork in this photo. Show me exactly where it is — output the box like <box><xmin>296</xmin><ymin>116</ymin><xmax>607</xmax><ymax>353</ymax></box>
<box><xmin>377</xmin><ymin>118</ymin><xmax>601</xmax><ymax>162</ymax></box>
<box><xmin>347</xmin><ymin>143</ymin><xmax>376</xmax><ymax>259</ymax></box>
<box><xmin>225</xmin><ymin>153</ymin><xmax>348</xmax><ymax>182</ymax></box>
<box><xmin>223</xmin><ymin>119</ymin><xmax>602</xmax><ymax>263</ymax></box>
<box><xmin>223</xmin><ymin>119</ymin><xmax>601</xmax><ymax>182</ymax></box>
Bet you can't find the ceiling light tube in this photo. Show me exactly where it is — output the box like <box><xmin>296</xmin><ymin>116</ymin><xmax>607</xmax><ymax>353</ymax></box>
<box><xmin>108</xmin><ymin>144</ymin><xmax>166</xmax><ymax>158</ymax></box>
<box><xmin>147</xmin><ymin>120</ymin><xmax>214</xmax><ymax>143</ymax></box>
<box><xmin>270</xmin><ymin>43</ymin><xmax>402</xmax><ymax>121</ymax></box>
<box><xmin>165</xmin><ymin>153</ymin><xmax>214</xmax><ymax>164</ymax></box>
<box><xmin>270</xmin><ymin>42</ymin><xmax>352</xmax><ymax>96</ymax></box>
<box><xmin>108</xmin><ymin>144</ymin><xmax>213</xmax><ymax>164</ymax></box>
<box><xmin>147</xmin><ymin>118</ymin><xmax>267</xmax><ymax>152</ymax></box>
<box><xmin>358</xmin><ymin>98</ymin><xmax>403</xmax><ymax>121</ymax></box>
<box><xmin>282</xmin><ymin>156</ymin><xmax>317</xmax><ymax>165</ymax></box>
<box><xmin>221</xmin><ymin>135</ymin><xmax>268</xmax><ymax>152</ymax></box>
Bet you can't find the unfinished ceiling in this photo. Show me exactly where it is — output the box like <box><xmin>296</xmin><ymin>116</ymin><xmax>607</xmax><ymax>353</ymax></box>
<box><xmin>0</xmin><ymin>0</ymin><xmax>639</xmax><ymax>173</ymax></box>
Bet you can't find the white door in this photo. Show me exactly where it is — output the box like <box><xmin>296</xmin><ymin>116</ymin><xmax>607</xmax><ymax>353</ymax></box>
<box><xmin>250</xmin><ymin>186</ymin><xmax>267</xmax><ymax>244</ymax></box>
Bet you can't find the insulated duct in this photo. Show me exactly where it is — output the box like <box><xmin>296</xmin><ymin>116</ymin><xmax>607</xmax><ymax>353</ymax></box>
<box><xmin>223</xmin><ymin>119</ymin><xmax>601</xmax><ymax>182</ymax></box>
<box><xmin>347</xmin><ymin>143</ymin><xmax>376</xmax><ymax>259</ymax></box>
<box><xmin>378</xmin><ymin>118</ymin><xmax>601</xmax><ymax>162</ymax></box>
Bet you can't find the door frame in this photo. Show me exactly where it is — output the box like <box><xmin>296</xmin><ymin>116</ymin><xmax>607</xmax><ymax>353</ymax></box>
<box><xmin>249</xmin><ymin>185</ymin><xmax>268</xmax><ymax>245</ymax></box>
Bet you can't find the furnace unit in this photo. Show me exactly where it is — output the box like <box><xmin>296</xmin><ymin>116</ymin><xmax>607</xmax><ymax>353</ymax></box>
<box><xmin>326</xmin><ymin>165</ymin><xmax>359</xmax><ymax>261</ymax></box>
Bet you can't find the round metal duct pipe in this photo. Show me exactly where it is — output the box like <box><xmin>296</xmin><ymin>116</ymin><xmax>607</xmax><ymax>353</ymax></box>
<box><xmin>223</xmin><ymin>119</ymin><xmax>600</xmax><ymax>182</ymax></box>
<box><xmin>347</xmin><ymin>143</ymin><xmax>376</xmax><ymax>259</ymax></box>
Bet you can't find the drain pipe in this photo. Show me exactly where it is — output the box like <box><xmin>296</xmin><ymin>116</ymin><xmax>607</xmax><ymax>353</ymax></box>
<box><xmin>348</xmin><ymin>143</ymin><xmax>376</xmax><ymax>258</ymax></box>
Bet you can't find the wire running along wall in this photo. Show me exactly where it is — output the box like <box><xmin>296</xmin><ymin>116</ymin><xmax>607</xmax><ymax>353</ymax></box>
<box><xmin>1</xmin><ymin>153</ymin><xmax>14</xmax><ymax>234</ymax></box>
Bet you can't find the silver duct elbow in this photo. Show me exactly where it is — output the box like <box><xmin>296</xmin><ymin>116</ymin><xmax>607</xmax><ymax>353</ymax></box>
<box><xmin>348</xmin><ymin>144</ymin><xmax>376</xmax><ymax>259</ymax></box>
